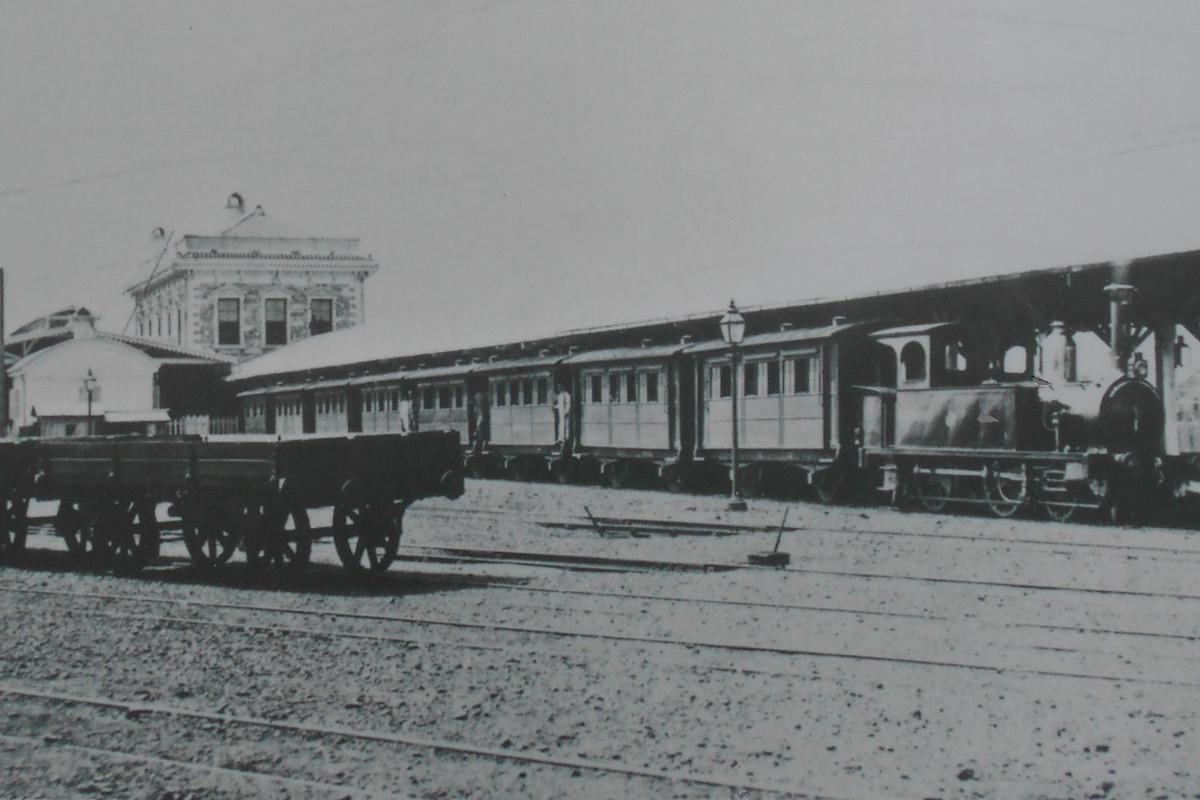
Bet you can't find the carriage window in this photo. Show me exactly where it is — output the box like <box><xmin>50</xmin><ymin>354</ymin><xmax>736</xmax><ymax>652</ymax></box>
<box><xmin>609</xmin><ymin>374</ymin><xmax>621</xmax><ymax>403</ymax></box>
<box><xmin>944</xmin><ymin>341</ymin><xmax>967</xmax><ymax>371</ymax></box>
<box><xmin>793</xmin><ymin>358</ymin><xmax>811</xmax><ymax>394</ymax></box>
<box><xmin>439</xmin><ymin>386</ymin><xmax>451</xmax><ymax>409</ymax></box>
<box><xmin>509</xmin><ymin>381</ymin><xmax>520</xmax><ymax>406</ymax></box>
<box><xmin>744</xmin><ymin>362</ymin><xmax>760</xmax><ymax>396</ymax></box>
<box><xmin>495</xmin><ymin>382</ymin><xmax>506</xmax><ymax>407</ymax></box>
<box><xmin>901</xmin><ymin>342</ymin><xmax>927</xmax><ymax>383</ymax></box>
<box><xmin>626</xmin><ymin>372</ymin><xmax>637</xmax><ymax>403</ymax></box>
<box><xmin>424</xmin><ymin>387</ymin><xmax>436</xmax><ymax>409</ymax></box>
<box><xmin>645</xmin><ymin>373</ymin><xmax>659</xmax><ymax>403</ymax></box>
<box><xmin>365</xmin><ymin>393</ymin><xmax>373</xmax><ymax>412</ymax></box>
<box><xmin>522</xmin><ymin>380</ymin><xmax>533</xmax><ymax>406</ymax></box>
<box><xmin>590</xmin><ymin>374</ymin><xmax>603</xmax><ymax>403</ymax></box>
<box><xmin>455</xmin><ymin>386</ymin><xmax>465</xmax><ymax>408</ymax></box>
<box><xmin>536</xmin><ymin>379</ymin><xmax>548</xmax><ymax>405</ymax></box>
<box><xmin>766</xmin><ymin>361</ymin><xmax>781</xmax><ymax>395</ymax></box>
<box><xmin>1003</xmin><ymin>345</ymin><xmax>1028</xmax><ymax>374</ymax></box>
<box><xmin>715</xmin><ymin>365</ymin><xmax>732</xmax><ymax>399</ymax></box>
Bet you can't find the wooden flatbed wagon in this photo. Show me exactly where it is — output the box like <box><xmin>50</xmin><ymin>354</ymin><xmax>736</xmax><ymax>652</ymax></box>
<box><xmin>0</xmin><ymin>432</ymin><xmax>463</xmax><ymax>576</ymax></box>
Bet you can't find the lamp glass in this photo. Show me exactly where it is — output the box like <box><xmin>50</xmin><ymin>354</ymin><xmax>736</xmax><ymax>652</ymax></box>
<box><xmin>719</xmin><ymin>301</ymin><xmax>745</xmax><ymax>345</ymax></box>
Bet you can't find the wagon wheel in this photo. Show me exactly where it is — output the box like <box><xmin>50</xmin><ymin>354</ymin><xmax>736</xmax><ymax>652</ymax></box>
<box><xmin>812</xmin><ymin>468</ymin><xmax>842</xmax><ymax>505</ymax></box>
<box><xmin>913</xmin><ymin>474</ymin><xmax>952</xmax><ymax>512</ymax></box>
<box><xmin>181</xmin><ymin>506</ymin><xmax>242</xmax><ymax>569</ymax></box>
<box><xmin>97</xmin><ymin>498</ymin><xmax>161</xmax><ymax>574</ymax></box>
<box><xmin>0</xmin><ymin>495</ymin><xmax>29</xmax><ymax>561</ymax></box>
<box><xmin>984</xmin><ymin>462</ymin><xmax>1026</xmax><ymax>518</ymax></box>
<box><xmin>55</xmin><ymin>499</ymin><xmax>105</xmax><ymax>564</ymax></box>
<box><xmin>333</xmin><ymin>497</ymin><xmax>402</xmax><ymax>576</ymax></box>
<box><xmin>246</xmin><ymin>502</ymin><xmax>311</xmax><ymax>574</ymax></box>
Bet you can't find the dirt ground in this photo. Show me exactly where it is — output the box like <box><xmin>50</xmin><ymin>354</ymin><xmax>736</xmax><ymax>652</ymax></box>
<box><xmin>0</xmin><ymin>478</ymin><xmax>1198</xmax><ymax>799</ymax></box>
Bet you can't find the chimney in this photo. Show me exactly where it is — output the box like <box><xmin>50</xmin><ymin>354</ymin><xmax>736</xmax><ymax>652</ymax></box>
<box><xmin>1104</xmin><ymin>283</ymin><xmax>1137</xmax><ymax>372</ymax></box>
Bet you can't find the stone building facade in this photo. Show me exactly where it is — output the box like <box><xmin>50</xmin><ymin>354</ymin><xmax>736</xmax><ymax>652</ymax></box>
<box><xmin>124</xmin><ymin>200</ymin><xmax>379</xmax><ymax>361</ymax></box>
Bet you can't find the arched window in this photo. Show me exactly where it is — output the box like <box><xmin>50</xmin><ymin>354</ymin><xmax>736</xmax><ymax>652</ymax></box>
<box><xmin>900</xmin><ymin>342</ymin><xmax>927</xmax><ymax>383</ymax></box>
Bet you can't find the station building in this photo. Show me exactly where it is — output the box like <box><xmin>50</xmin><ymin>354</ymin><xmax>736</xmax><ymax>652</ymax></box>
<box><xmin>124</xmin><ymin>194</ymin><xmax>379</xmax><ymax>362</ymax></box>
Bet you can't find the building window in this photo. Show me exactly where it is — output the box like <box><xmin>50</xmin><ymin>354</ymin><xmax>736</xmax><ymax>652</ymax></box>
<box><xmin>265</xmin><ymin>298</ymin><xmax>287</xmax><ymax>346</ymax></box>
<box><xmin>310</xmin><ymin>299</ymin><xmax>333</xmax><ymax>336</ymax></box>
<box><xmin>177</xmin><ymin>309</ymin><xmax>183</xmax><ymax>344</ymax></box>
<box><xmin>217</xmin><ymin>298</ymin><xmax>241</xmax><ymax>346</ymax></box>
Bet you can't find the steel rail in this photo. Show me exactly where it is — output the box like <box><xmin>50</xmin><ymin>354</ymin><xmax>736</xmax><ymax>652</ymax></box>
<box><xmin>3</xmin><ymin>584</ymin><xmax>1195</xmax><ymax>688</ymax></box>
<box><xmin>0</xmin><ymin>684</ymin><xmax>827</xmax><ymax>798</ymax></box>
<box><xmin>0</xmin><ymin>732</ymin><xmax>395</xmax><ymax>799</ymax></box>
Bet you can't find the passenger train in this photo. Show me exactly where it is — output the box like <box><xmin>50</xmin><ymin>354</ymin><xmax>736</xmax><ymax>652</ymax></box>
<box><xmin>233</xmin><ymin>263</ymin><xmax>1200</xmax><ymax>523</ymax></box>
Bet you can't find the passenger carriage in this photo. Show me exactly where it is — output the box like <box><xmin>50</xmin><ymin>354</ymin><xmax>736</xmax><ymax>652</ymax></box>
<box><xmin>683</xmin><ymin>319</ymin><xmax>878</xmax><ymax>501</ymax></box>
<box><xmin>561</xmin><ymin>338</ymin><xmax>695</xmax><ymax>488</ymax></box>
<box><xmin>471</xmin><ymin>352</ymin><xmax>568</xmax><ymax>480</ymax></box>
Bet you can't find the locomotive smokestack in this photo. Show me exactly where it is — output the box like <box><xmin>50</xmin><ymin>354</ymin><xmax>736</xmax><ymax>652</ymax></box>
<box><xmin>1104</xmin><ymin>282</ymin><xmax>1136</xmax><ymax>373</ymax></box>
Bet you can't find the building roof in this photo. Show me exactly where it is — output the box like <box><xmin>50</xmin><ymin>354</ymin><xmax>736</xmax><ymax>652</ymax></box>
<box><xmin>682</xmin><ymin>321</ymin><xmax>873</xmax><ymax>355</ymax></box>
<box><xmin>219</xmin><ymin>206</ymin><xmax>309</xmax><ymax>239</ymax></box>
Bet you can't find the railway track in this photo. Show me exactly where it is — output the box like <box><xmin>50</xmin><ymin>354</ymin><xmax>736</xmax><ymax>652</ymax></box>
<box><xmin>0</xmin><ymin>683</ymin><xmax>822</xmax><ymax>798</ymax></box>
<box><xmin>3</xmin><ymin>581</ymin><xmax>1196</xmax><ymax>688</ymax></box>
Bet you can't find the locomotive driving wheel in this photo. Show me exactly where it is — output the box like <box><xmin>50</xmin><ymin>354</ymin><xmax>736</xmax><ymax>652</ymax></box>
<box><xmin>245</xmin><ymin>502</ymin><xmax>311</xmax><ymax>574</ymax></box>
<box><xmin>181</xmin><ymin>502</ymin><xmax>243</xmax><ymax>570</ymax></box>
<box><xmin>97</xmin><ymin>498</ymin><xmax>161</xmax><ymax>574</ymax></box>
<box><xmin>984</xmin><ymin>461</ymin><xmax>1027</xmax><ymax>518</ymax></box>
<box><xmin>0</xmin><ymin>495</ymin><xmax>29</xmax><ymax>561</ymax></box>
<box><xmin>912</xmin><ymin>473</ymin><xmax>952</xmax><ymax>512</ymax></box>
<box><xmin>333</xmin><ymin>496</ymin><xmax>404</xmax><ymax>576</ymax></box>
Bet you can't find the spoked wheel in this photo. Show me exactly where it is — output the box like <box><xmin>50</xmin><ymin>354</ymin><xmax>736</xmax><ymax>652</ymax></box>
<box><xmin>552</xmin><ymin>458</ymin><xmax>574</xmax><ymax>485</ymax></box>
<box><xmin>1039</xmin><ymin>472</ymin><xmax>1078</xmax><ymax>523</ymax></box>
<box><xmin>0</xmin><ymin>495</ymin><xmax>29</xmax><ymax>561</ymax></box>
<box><xmin>812</xmin><ymin>468</ymin><xmax>842</xmax><ymax>505</ymax></box>
<box><xmin>97</xmin><ymin>499</ymin><xmax>161</xmax><ymax>574</ymax></box>
<box><xmin>181</xmin><ymin>506</ymin><xmax>243</xmax><ymax>569</ymax></box>
<box><xmin>607</xmin><ymin>461</ymin><xmax>631</xmax><ymax>490</ymax></box>
<box><xmin>333</xmin><ymin>498</ymin><xmax>403</xmax><ymax>576</ymax></box>
<box><xmin>913</xmin><ymin>474</ymin><xmax>952</xmax><ymax>512</ymax></box>
<box><xmin>1041</xmin><ymin>495</ymin><xmax>1077</xmax><ymax>523</ymax></box>
<box><xmin>245</xmin><ymin>502</ymin><xmax>311</xmax><ymax>574</ymax></box>
<box><xmin>984</xmin><ymin>462</ymin><xmax>1026</xmax><ymax>518</ymax></box>
<box><xmin>55</xmin><ymin>499</ymin><xmax>104</xmax><ymax>565</ymax></box>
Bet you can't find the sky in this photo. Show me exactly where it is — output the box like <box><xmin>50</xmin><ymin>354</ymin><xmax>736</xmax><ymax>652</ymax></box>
<box><xmin>4</xmin><ymin>1</ymin><xmax>1200</xmax><ymax>347</ymax></box>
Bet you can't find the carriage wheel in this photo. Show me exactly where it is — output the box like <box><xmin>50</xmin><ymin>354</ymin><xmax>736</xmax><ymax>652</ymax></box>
<box><xmin>661</xmin><ymin>464</ymin><xmax>688</xmax><ymax>493</ymax></box>
<box><xmin>181</xmin><ymin>507</ymin><xmax>242</xmax><ymax>569</ymax></box>
<box><xmin>55</xmin><ymin>499</ymin><xmax>105</xmax><ymax>564</ymax></box>
<box><xmin>552</xmin><ymin>458</ymin><xmax>574</xmax><ymax>485</ymax></box>
<box><xmin>739</xmin><ymin>465</ymin><xmax>765</xmax><ymax>498</ymax></box>
<box><xmin>607</xmin><ymin>461</ymin><xmax>630</xmax><ymax>490</ymax></box>
<box><xmin>984</xmin><ymin>462</ymin><xmax>1026</xmax><ymax>518</ymax></box>
<box><xmin>246</xmin><ymin>503</ymin><xmax>311</xmax><ymax>574</ymax></box>
<box><xmin>0</xmin><ymin>496</ymin><xmax>29</xmax><ymax>561</ymax></box>
<box><xmin>812</xmin><ymin>468</ymin><xmax>842</xmax><ymax>505</ymax></box>
<box><xmin>97</xmin><ymin>499</ymin><xmax>161</xmax><ymax>574</ymax></box>
<box><xmin>333</xmin><ymin>498</ymin><xmax>402</xmax><ymax>576</ymax></box>
<box><xmin>913</xmin><ymin>474</ymin><xmax>952</xmax><ymax>512</ymax></box>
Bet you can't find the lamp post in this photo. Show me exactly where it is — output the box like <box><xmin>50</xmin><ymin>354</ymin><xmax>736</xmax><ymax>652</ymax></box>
<box><xmin>719</xmin><ymin>300</ymin><xmax>747</xmax><ymax>511</ymax></box>
<box><xmin>83</xmin><ymin>369</ymin><xmax>96</xmax><ymax>436</ymax></box>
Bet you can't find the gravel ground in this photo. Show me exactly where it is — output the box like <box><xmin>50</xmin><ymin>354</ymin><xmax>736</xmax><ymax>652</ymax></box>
<box><xmin>1</xmin><ymin>479</ymin><xmax>1198</xmax><ymax>798</ymax></box>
